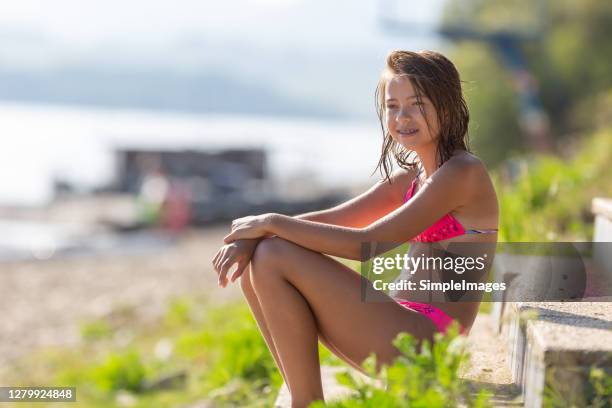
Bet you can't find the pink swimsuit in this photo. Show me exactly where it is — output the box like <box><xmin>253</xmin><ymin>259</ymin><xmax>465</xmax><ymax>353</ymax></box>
<box><xmin>394</xmin><ymin>173</ymin><xmax>497</xmax><ymax>335</ymax></box>
<box><xmin>403</xmin><ymin>177</ymin><xmax>498</xmax><ymax>243</ymax></box>
<box><xmin>396</xmin><ymin>300</ymin><xmax>460</xmax><ymax>334</ymax></box>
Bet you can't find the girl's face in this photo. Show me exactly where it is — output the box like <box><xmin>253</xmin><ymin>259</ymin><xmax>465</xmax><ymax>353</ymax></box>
<box><xmin>384</xmin><ymin>75</ymin><xmax>440</xmax><ymax>151</ymax></box>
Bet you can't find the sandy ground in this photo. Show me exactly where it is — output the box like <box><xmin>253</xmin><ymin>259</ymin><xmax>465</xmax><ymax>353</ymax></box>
<box><xmin>0</xmin><ymin>226</ymin><xmax>243</xmax><ymax>370</ymax></box>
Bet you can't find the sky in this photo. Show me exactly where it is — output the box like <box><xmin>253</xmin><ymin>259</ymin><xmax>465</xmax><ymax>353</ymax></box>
<box><xmin>0</xmin><ymin>0</ymin><xmax>447</xmax><ymax>119</ymax></box>
<box><xmin>0</xmin><ymin>0</ymin><xmax>445</xmax><ymax>52</ymax></box>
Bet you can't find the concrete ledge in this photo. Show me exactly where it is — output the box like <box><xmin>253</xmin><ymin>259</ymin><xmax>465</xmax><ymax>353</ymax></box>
<box><xmin>502</xmin><ymin>302</ymin><xmax>612</xmax><ymax>407</ymax></box>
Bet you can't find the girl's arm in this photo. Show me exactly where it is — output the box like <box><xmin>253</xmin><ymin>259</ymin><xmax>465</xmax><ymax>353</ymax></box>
<box><xmin>292</xmin><ymin>169</ymin><xmax>415</xmax><ymax>228</ymax></box>
<box><xmin>226</xmin><ymin>169</ymin><xmax>413</xmax><ymax>249</ymax></box>
<box><xmin>238</xmin><ymin>159</ymin><xmax>477</xmax><ymax>260</ymax></box>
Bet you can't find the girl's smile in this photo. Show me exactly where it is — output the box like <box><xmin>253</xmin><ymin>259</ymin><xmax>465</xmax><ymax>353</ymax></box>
<box><xmin>398</xmin><ymin>128</ymin><xmax>419</xmax><ymax>136</ymax></box>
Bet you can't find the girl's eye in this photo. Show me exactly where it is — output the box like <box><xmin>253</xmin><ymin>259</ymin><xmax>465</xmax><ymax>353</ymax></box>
<box><xmin>386</xmin><ymin>105</ymin><xmax>398</xmax><ymax>110</ymax></box>
<box><xmin>413</xmin><ymin>101</ymin><xmax>424</xmax><ymax>106</ymax></box>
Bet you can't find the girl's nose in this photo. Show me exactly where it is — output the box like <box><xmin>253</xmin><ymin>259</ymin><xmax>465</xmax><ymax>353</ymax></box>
<box><xmin>397</xmin><ymin>107</ymin><xmax>413</xmax><ymax>122</ymax></box>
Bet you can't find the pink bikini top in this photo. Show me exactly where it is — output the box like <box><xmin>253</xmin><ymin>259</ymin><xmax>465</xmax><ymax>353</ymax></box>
<box><xmin>404</xmin><ymin>176</ymin><xmax>498</xmax><ymax>243</ymax></box>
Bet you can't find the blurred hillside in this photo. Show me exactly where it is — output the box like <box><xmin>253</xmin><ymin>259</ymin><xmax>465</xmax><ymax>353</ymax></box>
<box><xmin>0</xmin><ymin>66</ymin><xmax>341</xmax><ymax>118</ymax></box>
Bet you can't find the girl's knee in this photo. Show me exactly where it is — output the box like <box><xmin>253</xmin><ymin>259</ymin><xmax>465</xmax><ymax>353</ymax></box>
<box><xmin>251</xmin><ymin>237</ymin><xmax>292</xmax><ymax>269</ymax></box>
<box><xmin>250</xmin><ymin>237</ymin><xmax>293</xmax><ymax>285</ymax></box>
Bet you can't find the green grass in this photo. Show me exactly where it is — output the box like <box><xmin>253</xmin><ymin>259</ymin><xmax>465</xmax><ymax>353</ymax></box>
<box><xmin>495</xmin><ymin>128</ymin><xmax>612</xmax><ymax>242</ymax></box>
<box><xmin>4</xmin><ymin>296</ymin><xmax>282</xmax><ymax>408</ymax></box>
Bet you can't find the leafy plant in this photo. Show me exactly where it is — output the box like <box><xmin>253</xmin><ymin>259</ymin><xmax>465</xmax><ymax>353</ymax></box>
<box><xmin>310</xmin><ymin>323</ymin><xmax>491</xmax><ymax>408</ymax></box>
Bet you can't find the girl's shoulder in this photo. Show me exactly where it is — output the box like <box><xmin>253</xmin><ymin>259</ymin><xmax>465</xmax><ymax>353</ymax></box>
<box><xmin>444</xmin><ymin>151</ymin><xmax>497</xmax><ymax>205</ymax></box>
<box><xmin>436</xmin><ymin>151</ymin><xmax>495</xmax><ymax>201</ymax></box>
<box><xmin>381</xmin><ymin>167</ymin><xmax>419</xmax><ymax>204</ymax></box>
<box><xmin>390</xmin><ymin>166</ymin><xmax>419</xmax><ymax>182</ymax></box>
<box><xmin>445</xmin><ymin>150</ymin><xmax>489</xmax><ymax>180</ymax></box>
<box><xmin>390</xmin><ymin>166</ymin><xmax>420</xmax><ymax>188</ymax></box>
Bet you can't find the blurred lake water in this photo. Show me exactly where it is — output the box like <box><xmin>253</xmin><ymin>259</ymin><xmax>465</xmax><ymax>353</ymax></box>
<box><xmin>0</xmin><ymin>219</ymin><xmax>177</xmax><ymax>262</ymax></box>
<box><xmin>0</xmin><ymin>102</ymin><xmax>382</xmax><ymax>207</ymax></box>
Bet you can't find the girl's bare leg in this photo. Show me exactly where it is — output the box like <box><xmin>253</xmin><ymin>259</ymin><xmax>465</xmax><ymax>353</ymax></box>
<box><xmin>240</xmin><ymin>266</ymin><xmax>376</xmax><ymax>386</ymax></box>
<box><xmin>248</xmin><ymin>237</ymin><xmax>437</xmax><ymax>408</ymax></box>
<box><xmin>239</xmin><ymin>264</ymin><xmax>288</xmax><ymax>383</ymax></box>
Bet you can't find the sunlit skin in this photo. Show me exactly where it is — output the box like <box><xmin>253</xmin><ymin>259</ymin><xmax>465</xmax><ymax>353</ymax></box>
<box><xmin>212</xmin><ymin>74</ymin><xmax>498</xmax><ymax>407</ymax></box>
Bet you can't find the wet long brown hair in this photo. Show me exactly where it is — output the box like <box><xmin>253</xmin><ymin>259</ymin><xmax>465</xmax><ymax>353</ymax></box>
<box><xmin>374</xmin><ymin>50</ymin><xmax>471</xmax><ymax>182</ymax></box>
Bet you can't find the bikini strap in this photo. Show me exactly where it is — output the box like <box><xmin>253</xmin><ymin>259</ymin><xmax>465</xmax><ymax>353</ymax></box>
<box><xmin>464</xmin><ymin>229</ymin><xmax>499</xmax><ymax>234</ymax></box>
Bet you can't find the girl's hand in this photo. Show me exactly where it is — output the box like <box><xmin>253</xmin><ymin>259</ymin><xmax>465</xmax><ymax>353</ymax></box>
<box><xmin>223</xmin><ymin>214</ymin><xmax>276</xmax><ymax>243</ymax></box>
<box><xmin>212</xmin><ymin>239</ymin><xmax>259</xmax><ymax>288</ymax></box>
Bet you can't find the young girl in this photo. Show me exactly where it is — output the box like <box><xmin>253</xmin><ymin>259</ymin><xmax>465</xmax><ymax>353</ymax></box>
<box><xmin>212</xmin><ymin>50</ymin><xmax>499</xmax><ymax>407</ymax></box>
